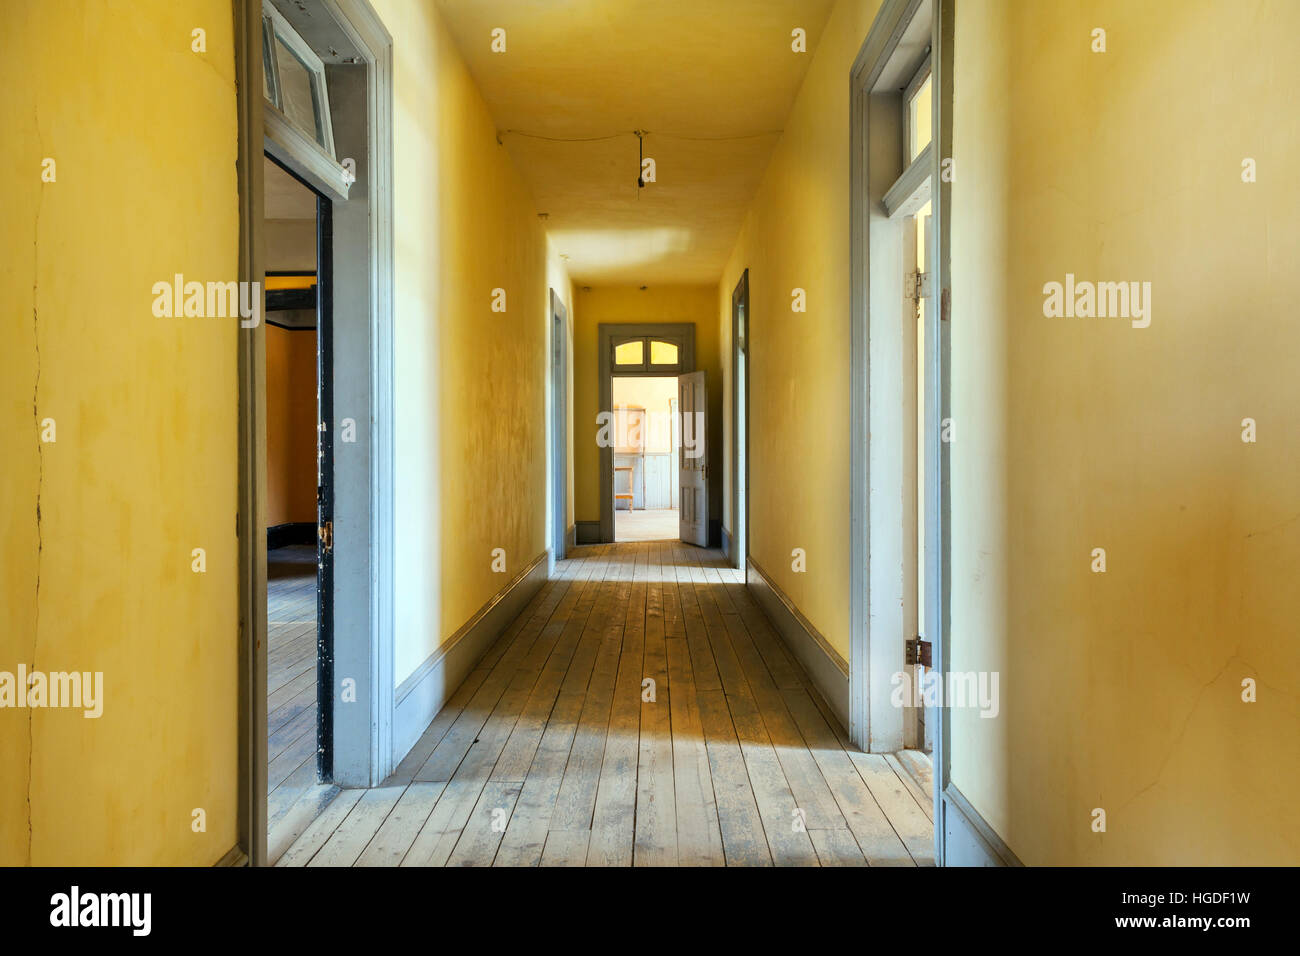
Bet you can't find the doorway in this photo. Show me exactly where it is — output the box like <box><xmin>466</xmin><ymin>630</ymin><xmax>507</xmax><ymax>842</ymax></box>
<box><xmin>730</xmin><ymin>270</ymin><xmax>749</xmax><ymax>570</ymax></box>
<box><xmin>549</xmin><ymin>290</ymin><xmax>569</xmax><ymax>561</ymax></box>
<box><xmin>850</xmin><ymin>0</ymin><xmax>950</xmax><ymax>859</ymax></box>
<box><xmin>236</xmin><ymin>0</ymin><xmax>395</xmax><ymax>866</ymax></box>
<box><xmin>262</xmin><ymin>154</ymin><xmax>334</xmax><ymax>853</ymax></box>
<box><xmin>611</xmin><ymin>376</ymin><xmax>680</xmax><ymax>541</ymax></box>
<box><xmin>596</xmin><ymin>322</ymin><xmax>697</xmax><ymax>543</ymax></box>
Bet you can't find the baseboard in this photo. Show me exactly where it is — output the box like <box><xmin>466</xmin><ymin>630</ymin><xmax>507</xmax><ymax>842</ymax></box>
<box><xmin>214</xmin><ymin>844</ymin><xmax>248</xmax><ymax>867</ymax></box>
<box><xmin>565</xmin><ymin>524</ymin><xmax>576</xmax><ymax>553</ymax></box>
<box><xmin>746</xmin><ymin>557</ymin><xmax>850</xmax><ymax>728</ymax></box>
<box><xmin>267</xmin><ymin>521</ymin><xmax>315</xmax><ymax>550</ymax></box>
<box><xmin>391</xmin><ymin>550</ymin><xmax>549</xmax><ymax>764</ymax></box>
<box><xmin>720</xmin><ymin>524</ymin><xmax>732</xmax><ymax>559</ymax></box>
<box><xmin>941</xmin><ymin>785</ymin><xmax>1023</xmax><ymax>867</ymax></box>
<box><xmin>575</xmin><ymin>520</ymin><xmax>600</xmax><ymax>545</ymax></box>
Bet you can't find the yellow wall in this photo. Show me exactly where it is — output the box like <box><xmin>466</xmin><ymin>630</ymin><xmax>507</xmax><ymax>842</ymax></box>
<box><xmin>0</xmin><ymin>0</ymin><xmax>239</xmax><ymax>864</ymax></box>
<box><xmin>372</xmin><ymin>0</ymin><xmax>570</xmax><ymax>684</ymax></box>
<box><xmin>718</xmin><ymin>0</ymin><xmax>882</xmax><ymax>659</ymax></box>
<box><xmin>573</xmin><ymin>285</ymin><xmax>720</xmax><ymax>525</ymax></box>
<box><xmin>264</xmin><ymin>326</ymin><xmax>317</xmax><ymax>527</ymax></box>
<box><xmin>949</xmin><ymin>0</ymin><xmax>1300</xmax><ymax>863</ymax></box>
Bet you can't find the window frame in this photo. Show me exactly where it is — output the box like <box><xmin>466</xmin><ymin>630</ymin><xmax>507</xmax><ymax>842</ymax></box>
<box><xmin>263</xmin><ymin>0</ymin><xmax>337</xmax><ymax>160</ymax></box>
<box><xmin>902</xmin><ymin>52</ymin><xmax>932</xmax><ymax>169</ymax></box>
<box><xmin>609</xmin><ymin>333</ymin><xmax>688</xmax><ymax>373</ymax></box>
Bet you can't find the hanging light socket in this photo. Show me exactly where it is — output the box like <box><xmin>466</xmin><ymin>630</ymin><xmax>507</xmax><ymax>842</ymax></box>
<box><xmin>635</xmin><ymin>130</ymin><xmax>646</xmax><ymax>188</ymax></box>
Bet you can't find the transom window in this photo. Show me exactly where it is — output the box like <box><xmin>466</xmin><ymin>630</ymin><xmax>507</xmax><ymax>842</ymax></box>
<box><xmin>905</xmin><ymin>56</ymin><xmax>932</xmax><ymax>164</ymax></box>
<box><xmin>263</xmin><ymin>1</ymin><xmax>337</xmax><ymax>158</ymax></box>
<box><xmin>612</xmin><ymin>335</ymin><xmax>684</xmax><ymax>372</ymax></box>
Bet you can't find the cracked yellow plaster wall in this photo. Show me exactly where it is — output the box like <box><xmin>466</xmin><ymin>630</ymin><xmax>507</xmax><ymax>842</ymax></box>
<box><xmin>0</xmin><ymin>1</ymin><xmax>240</xmax><ymax>864</ymax></box>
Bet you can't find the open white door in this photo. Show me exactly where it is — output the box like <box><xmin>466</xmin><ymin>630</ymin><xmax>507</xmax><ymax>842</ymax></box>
<box><xmin>678</xmin><ymin>370</ymin><xmax>708</xmax><ymax>546</ymax></box>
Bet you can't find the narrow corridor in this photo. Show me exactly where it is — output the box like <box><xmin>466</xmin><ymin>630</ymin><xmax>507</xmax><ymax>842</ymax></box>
<box><xmin>277</xmin><ymin>542</ymin><xmax>933</xmax><ymax>866</ymax></box>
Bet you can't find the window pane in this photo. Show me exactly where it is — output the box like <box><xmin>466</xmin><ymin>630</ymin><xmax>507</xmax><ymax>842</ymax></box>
<box><xmin>614</xmin><ymin>340</ymin><xmax>643</xmax><ymax>365</ymax></box>
<box><xmin>909</xmin><ymin>73</ymin><xmax>932</xmax><ymax>161</ymax></box>
<box><xmin>650</xmin><ymin>340</ymin><xmax>679</xmax><ymax>365</ymax></box>
<box><xmin>916</xmin><ymin>199</ymin><xmax>931</xmax><ymax>273</ymax></box>
<box><xmin>275</xmin><ymin>34</ymin><xmax>322</xmax><ymax>146</ymax></box>
<box><xmin>262</xmin><ymin>41</ymin><xmax>273</xmax><ymax>101</ymax></box>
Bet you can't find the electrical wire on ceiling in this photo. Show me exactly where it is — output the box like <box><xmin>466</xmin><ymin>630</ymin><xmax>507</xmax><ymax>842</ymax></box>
<box><xmin>495</xmin><ymin>128</ymin><xmax>783</xmax><ymax>144</ymax></box>
<box><xmin>493</xmin><ymin>127</ymin><xmax>785</xmax><ymax>201</ymax></box>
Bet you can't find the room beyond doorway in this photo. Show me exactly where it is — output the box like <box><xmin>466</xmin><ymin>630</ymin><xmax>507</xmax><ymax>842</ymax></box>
<box><xmin>612</xmin><ymin>375</ymin><xmax>679</xmax><ymax>542</ymax></box>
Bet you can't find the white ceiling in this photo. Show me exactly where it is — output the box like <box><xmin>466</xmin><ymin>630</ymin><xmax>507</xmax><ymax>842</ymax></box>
<box><xmin>435</xmin><ymin>0</ymin><xmax>837</xmax><ymax>284</ymax></box>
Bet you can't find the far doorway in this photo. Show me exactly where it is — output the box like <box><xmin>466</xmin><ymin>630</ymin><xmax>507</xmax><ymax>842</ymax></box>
<box><xmin>597</xmin><ymin>322</ymin><xmax>697</xmax><ymax>544</ymax></box>
<box><xmin>612</xmin><ymin>376</ymin><xmax>680</xmax><ymax>542</ymax></box>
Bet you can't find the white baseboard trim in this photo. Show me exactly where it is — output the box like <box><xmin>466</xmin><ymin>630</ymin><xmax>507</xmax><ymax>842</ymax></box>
<box><xmin>745</xmin><ymin>557</ymin><xmax>850</xmax><ymax>728</ymax></box>
<box><xmin>391</xmin><ymin>550</ymin><xmax>549</xmax><ymax>765</ymax></box>
<box><xmin>941</xmin><ymin>784</ymin><xmax>1023</xmax><ymax>866</ymax></box>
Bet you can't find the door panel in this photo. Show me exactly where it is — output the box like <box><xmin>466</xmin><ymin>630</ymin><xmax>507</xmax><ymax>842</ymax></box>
<box><xmin>678</xmin><ymin>370</ymin><xmax>708</xmax><ymax>547</ymax></box>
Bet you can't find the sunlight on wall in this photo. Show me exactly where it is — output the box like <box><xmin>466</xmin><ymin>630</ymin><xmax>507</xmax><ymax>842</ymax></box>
<box><xmin>718</xmin><ymin>0</ymin><xmax>884</xmax><ymax>659</ymax></box>
<box><xmin>372</xmin><ymin>0</ymin><xmax>570</xmax><ymax>685</ymax></box>
<box><xmin>949</xmin><ymin>0</ymin><xmax>1300</xmax><ymax>864</ymax></box>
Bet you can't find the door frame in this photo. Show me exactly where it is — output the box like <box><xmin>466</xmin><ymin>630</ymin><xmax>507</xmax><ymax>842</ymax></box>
<box><xmin>729</xmin><ymin>270</ymin><xmax>749</xmax><ymax>570</ymax></box>
<box><xmin>597</xmin><ymin>323</ymin><xmax>695</xmax><ymax>543</ymax></box>
<box><xmin>235</xmin><ymin>0</ymin><xmax>395</xmax><ymax>866</ymax></box>
<box><xmin>549</xmin><ymin>289</ymin><xmax>569</xmax><ymax>562</ymax></box>
<box><xmin>849</xmin><ymin>0</ymin><xmax>952</xmax><ymax>856</ymax></box>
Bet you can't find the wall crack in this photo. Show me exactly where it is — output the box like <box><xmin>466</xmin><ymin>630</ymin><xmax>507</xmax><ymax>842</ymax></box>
<box><xmin>28</xmin><ymin>105</ymin><xmax>45</xmax><ymax>867</ymax></box>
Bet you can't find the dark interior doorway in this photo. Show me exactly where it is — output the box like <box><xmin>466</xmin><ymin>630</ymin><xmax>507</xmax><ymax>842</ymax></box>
<box><xmin>262</xmin><ymin>152</ymin><xmax>334</xmax><ymax>858</ymax></box>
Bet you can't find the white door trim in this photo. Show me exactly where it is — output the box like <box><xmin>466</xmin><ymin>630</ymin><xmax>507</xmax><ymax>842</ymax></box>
<box><xmin>849</xmin><ymin>0</ymin><xmax>951</xmax><ymax>860</ymax></box>
<box><xmin>236</xmin><ymin>0</ymin><xmax>395</xmax><ymax>866</ymax></box>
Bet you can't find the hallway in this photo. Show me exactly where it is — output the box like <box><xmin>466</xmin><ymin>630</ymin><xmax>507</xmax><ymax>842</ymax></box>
<box><xmin>277</xmin><ymin>541</ymin><xmax>933</xmax><ymax>866</ymax></box>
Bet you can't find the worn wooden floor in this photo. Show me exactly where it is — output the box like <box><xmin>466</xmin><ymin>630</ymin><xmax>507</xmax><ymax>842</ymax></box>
<box><xmin>279</xmin><ymin>541</ymin><xmax>934</xmax><ymax>866</ymax></box>
<box><xmin>615</xmin><ymin>508</ymin><xmax>679</xmax><ymax>541</ymax></box>
<box><xmin>264</xmin><ymin>545</ymin><xmax>337</xmax><ymax>864</ymax></box>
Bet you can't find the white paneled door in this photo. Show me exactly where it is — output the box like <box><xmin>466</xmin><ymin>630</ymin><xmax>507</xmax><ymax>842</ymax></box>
<box><xmin>678</xmin><ymin>370</ymin><xmax>708</xmax><ymax>546</ymax></box>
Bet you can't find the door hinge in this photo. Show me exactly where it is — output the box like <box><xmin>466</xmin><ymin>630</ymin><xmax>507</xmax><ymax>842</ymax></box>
<box><xmin>904</xmin><ymin>271</ymin><xmax>933</xmax><ymax>300</ymax></box>
<box><xmin>906</xmin><ymin>636</ymin><xmax>932</xmax><ymax>668</ymax></box>
<box><xmin>319</xmin><ymin>520</ymin><xmax>333</xmax><ymax>554</ymax></box>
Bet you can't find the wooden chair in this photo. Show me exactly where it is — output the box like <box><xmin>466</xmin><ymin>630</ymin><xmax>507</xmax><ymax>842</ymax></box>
<box><xmin>614</xmin><ymin>465</ymin><xmax>635</xmax><ymax>510</ymax></box>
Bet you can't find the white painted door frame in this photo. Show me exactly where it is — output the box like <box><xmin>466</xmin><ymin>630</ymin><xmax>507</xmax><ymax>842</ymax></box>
<box><xmin>849</xmin><ymin>0</ymin><xmax>951</xmax><ymax>859</ymax></box>
<box><xmin>236</xmin><ymin>0</ymin><xmax>395</xmax><ymax>866</ymax></box>
<box><xmin>597</xmin><ymin>323</ymin><xmax>695</xmax><ymax>543</ymax></box>
<box><xmin>549</xmin><ymin>290</ymin><xmax>569</xmax><ymax>564</ymax></box>
<box><xmin>729</xmin><ymin>270</ymin><xmax>749</xmax><ymax>570</ymax></box>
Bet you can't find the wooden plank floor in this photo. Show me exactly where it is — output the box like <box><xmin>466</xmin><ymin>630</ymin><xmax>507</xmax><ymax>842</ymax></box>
<box><xmin>279</xmin><ymin>541</ymin><xmax>935</xmax><ymax>866</ymax></box>
<box><xmin>265</xmin><ymin>545</ymin><xmax>336</xmax><ymax>865</ymax></box>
